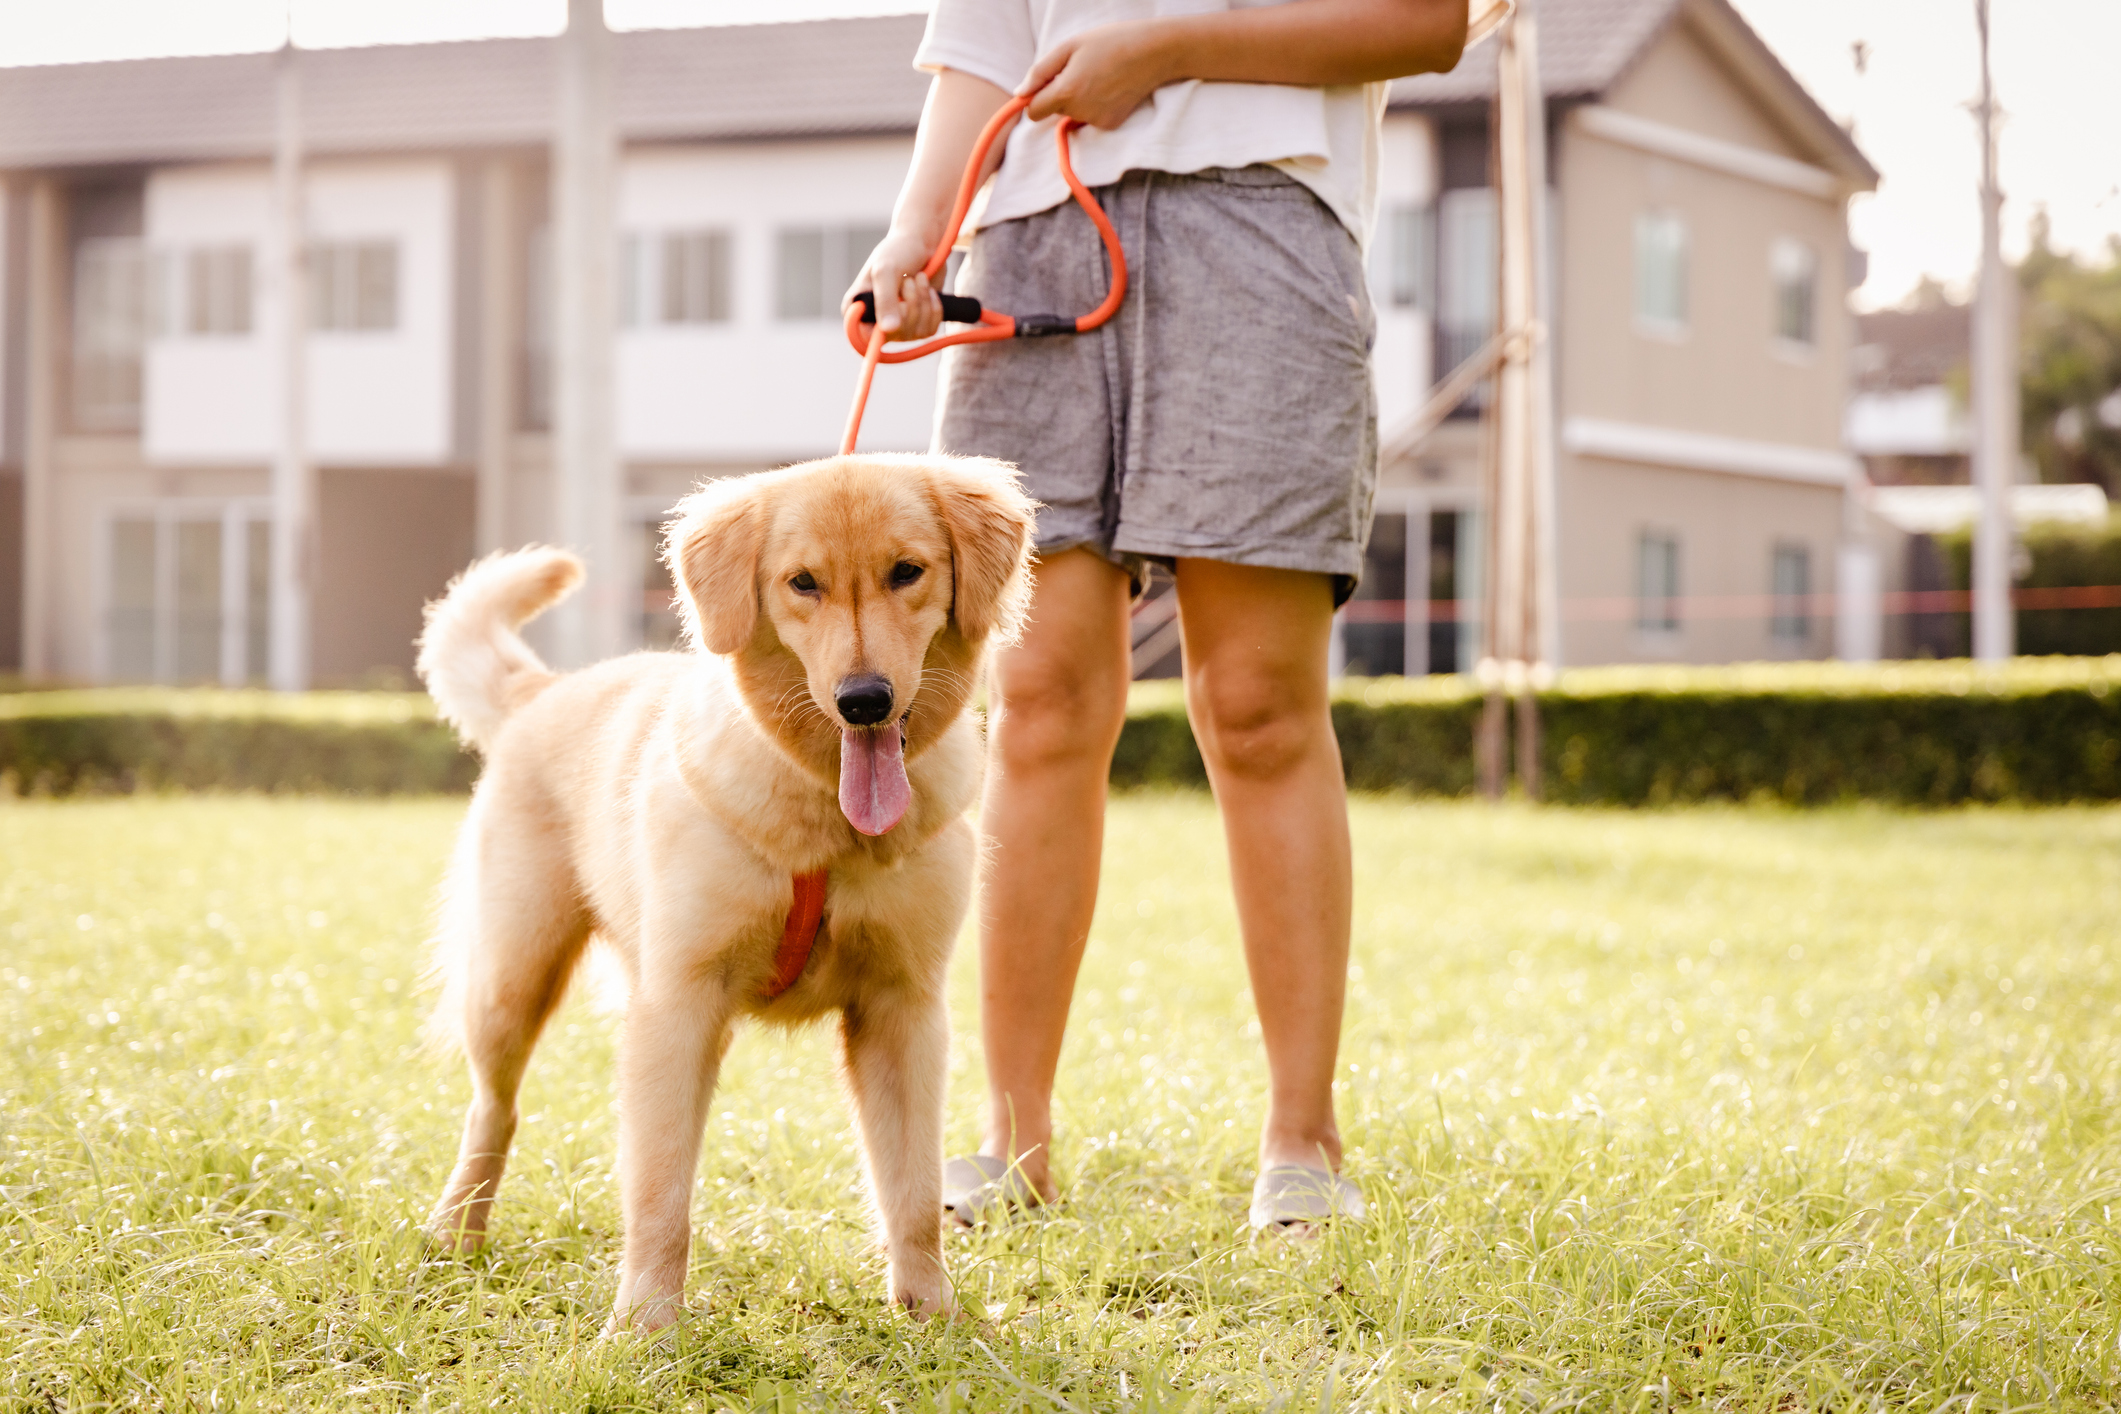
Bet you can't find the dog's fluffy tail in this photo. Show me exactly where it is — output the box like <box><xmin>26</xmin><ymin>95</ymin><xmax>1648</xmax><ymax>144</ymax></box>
<box><xmin>416</xmin><ymin>547</ymin><xmax>584</xmax><ymax>753</ymax></box>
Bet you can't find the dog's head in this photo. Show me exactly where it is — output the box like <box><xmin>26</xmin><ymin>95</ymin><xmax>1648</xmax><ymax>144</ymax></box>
<box><xmin>665</xmin><ymin>454</ymin><xmax>1036</xmax><ymax>835</ymax></box>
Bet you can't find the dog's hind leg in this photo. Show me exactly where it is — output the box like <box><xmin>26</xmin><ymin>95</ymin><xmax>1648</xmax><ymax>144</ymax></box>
<box><xmin>427</xmin><ymin>828</ymin><xmax>590</xmax><ymax>1252</ymax></box>
<box><xmin>841</xmin><ymin>983</ymin><xmax>955</xmax><ymax>1318</ymax></box>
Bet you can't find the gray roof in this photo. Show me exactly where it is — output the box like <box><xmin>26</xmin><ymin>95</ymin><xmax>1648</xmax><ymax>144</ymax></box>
<box><xmin>0</xmin><ymin>2</ymin><xmax>1869</xmax><ymax>186</ymax></box>
<box><xmin>0</xmin><ymin>14</ymin><xmax>934</xmax><ymax>170</ymax></box>
<box><xmin>1388</xmin><ymin>0</ymin><xmax>1678</xmax><ymax>107</ymax></box>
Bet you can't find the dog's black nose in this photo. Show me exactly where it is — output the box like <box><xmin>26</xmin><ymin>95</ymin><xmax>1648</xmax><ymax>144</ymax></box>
<box><xmin>835</xmin><ymin>674</ymin><xmax>895</xmax><ymax>727</ymax></box>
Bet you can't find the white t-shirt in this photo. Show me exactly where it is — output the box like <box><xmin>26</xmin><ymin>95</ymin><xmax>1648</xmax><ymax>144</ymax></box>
<box><xmin>914</xmin><ymin>0</ymin><xmax>1388</xmax><ymax>247</ymax></box>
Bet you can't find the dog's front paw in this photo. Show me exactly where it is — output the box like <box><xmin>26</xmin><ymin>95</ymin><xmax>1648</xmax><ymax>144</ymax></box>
<box><xmin>892</xmin><ymin>1268</ymin><xmax>958</xmax><ymax>1322</ymax></box>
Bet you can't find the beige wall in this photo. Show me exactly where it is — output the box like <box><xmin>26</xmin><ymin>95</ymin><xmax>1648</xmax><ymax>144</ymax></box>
<box><xmin>313</xmin><ymin>468</ymin><xmax>475</xmax><ymax>687</ymax></box>
<box><xmin>1546</xmin><ymin>18</ymin><xmax>1858</xmax><ymax>666</ymax></box>
<box><xmin>1558</xmin><ymin>25</ymin><xmax>1852</xmax><ymax>452</ymax></box>
<box><xmin>1558</xmin><ymin>456</ymin><xmax>1842</xmax><ymax>666</ymax></box>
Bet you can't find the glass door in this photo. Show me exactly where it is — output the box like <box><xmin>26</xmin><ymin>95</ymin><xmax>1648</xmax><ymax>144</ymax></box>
<box><xmin>103</xmin><ymin>503</ymin><xmax>271</xmax><ymax>685</ymax></box>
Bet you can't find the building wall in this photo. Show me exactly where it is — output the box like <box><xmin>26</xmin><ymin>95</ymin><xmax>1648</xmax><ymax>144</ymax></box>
<box><xmin>616</xmin><ymin>136</ymin><xmax>936</xmax><ymax>461</ymax></box>
<box><xmin>313</xmin><ymin>467</ymin><xmax>474</xmax><ymax>685</ymax></box>
<box><xmin>143</xmin><ymin>158</ymin><xmax>456</xmax><ymax>467</ymax></box>
<box><xmin>1559</xmin><ymin>456</ymin><xmax>1842</xmax><ymax>665</ymax></box>
<box><xmin>1550</xmin><ymin>18</ymin><xmax>1856</xmax><ymax>664</ymax></box>
<box><xmin>1370</xmin><ymin>112</ymin><xmax>1437</xmax><ymax>440</ymax></box>
<box><xmin>0</xmin><ymin>470</ymin><xmax>19</xmax><ymax>673</ymax></box>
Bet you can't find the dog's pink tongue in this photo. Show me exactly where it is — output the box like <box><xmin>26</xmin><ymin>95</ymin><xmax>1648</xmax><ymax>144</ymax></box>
<box><xmin>839</xmin><ymin>726</ymin><xmax>911</xmax><ymax>836</ymax></box>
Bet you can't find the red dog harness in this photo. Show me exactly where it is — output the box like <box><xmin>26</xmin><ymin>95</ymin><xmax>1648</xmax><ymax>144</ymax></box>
<box><xmin>761</xmin><ymin>869</ymin><xmax>829</xmax><ymax>1000</ymax></box>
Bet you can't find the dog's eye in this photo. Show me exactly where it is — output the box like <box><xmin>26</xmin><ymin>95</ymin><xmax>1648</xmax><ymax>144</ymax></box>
<box><xmin>889</xmin><ymin>562</ymin><xmax>924</xmax><ymax>589</ymax></box>
<box><xmin>790</xmin><ymin>572</ymin><xmax>818</xmax><ymax>595</ymax></box>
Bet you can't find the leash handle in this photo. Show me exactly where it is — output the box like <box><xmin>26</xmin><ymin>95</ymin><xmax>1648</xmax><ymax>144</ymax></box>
<box><xmin>840</xmin><ymin>97</ymin><xmax>1128</xmax><ymax>454</ymax></box>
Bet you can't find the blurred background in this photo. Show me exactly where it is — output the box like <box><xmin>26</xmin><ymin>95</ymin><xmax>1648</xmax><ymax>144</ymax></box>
<box><xmin>0</xmin><ymin>0</ymin><xmax>2115</xmax><ymax>690</ymax></box>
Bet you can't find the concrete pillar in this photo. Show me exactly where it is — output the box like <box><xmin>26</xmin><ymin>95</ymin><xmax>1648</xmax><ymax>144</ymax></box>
<box><xmin>269</xmin><ymin>43</ymin><xmax>314</xmax><ymax>691</ymax></box>
<box><xmin>21</xmin><ymin>178</ymin><xmax>60</xmax><ymax>682</ymax></box>
<box><xmin>549</xmin><ymin>0</ymin><xmax>625</xmax><ymax>667</ymax></box>
<box><xmin>476</xmin><ymin>161</ymin><xmax>521</xmax><ymax>555</ymax></box>
<box><xmin>1970</xmin><ymin>0</ymin><xmax>2016</xmax><ymax>663</ymax></box>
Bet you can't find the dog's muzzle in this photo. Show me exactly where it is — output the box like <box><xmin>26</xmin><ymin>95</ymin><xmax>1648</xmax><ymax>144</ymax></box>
<box><xmin>835</xmin><ymin>673</ymin><xmax>895</xmax><ymax>727</ymax></box>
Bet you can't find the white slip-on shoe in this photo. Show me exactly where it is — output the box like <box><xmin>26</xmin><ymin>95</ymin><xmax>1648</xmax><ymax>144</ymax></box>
<box><xmin>1249</xmin><ymin>1164</ymin><xmax>1367</xmax><ymax>1233</ymax></box>
<box><xmin>942</xmin><ymin>1153</ymin><xmax>1039</xmax><ymax>1228</ymax></box>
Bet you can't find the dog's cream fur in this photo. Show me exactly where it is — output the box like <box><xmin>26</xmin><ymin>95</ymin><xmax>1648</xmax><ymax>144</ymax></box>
<box><xmin>415</xmin><ymin>453</ymin><xmax>1034</xmax><ymax>1332</ymax></box>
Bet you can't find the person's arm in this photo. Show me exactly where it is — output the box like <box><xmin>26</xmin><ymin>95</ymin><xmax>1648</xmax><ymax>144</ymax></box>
<box><xmin>1022</xmin><ymin>0</ymin><xmax>1468</xmax><ymax>128</ymax></box>
<box><xmin>846</xmin><ymin>69</ymin><xmax>1017</xmax><ymax>344</ymax></box>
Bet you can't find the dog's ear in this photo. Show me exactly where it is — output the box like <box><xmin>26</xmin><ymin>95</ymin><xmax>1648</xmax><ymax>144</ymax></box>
<box><xmin>926</xmin><ymin>456</ymin><xmax>1037</xmax><ymax>644</ymax></box>
<box><xmin>667</xmin><ymin>479</ymin><xmax>765</xmax><ymax>655</ymax></box>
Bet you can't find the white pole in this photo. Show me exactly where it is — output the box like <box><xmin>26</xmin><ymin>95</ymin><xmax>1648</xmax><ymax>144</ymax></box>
<box><xmin>550</xmin><ymin>0</ymin><xmax>624</xmax><ymax>668</ymax></box>
<box><xmin>1517</xmin><ymin>15</ymin><xmax>1559</xmax><ymax>677</ymax></box>
<box><xmin>1970</xmin><ymin>0</ymin><xmax>2015</xmax><ymax>663</ymax></box>
<box><xmin>268</xmin><ymin>41</ymin><xmax>312</xmax><ymax>691</ymax></box>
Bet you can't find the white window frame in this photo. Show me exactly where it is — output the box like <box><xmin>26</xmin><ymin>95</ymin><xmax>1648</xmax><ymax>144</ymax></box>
<box><xmin>310</xmin><ymin>238</ymin><xmax>400</xmax><ymax>333</ymax></box>
<box><xmin>1327</xmin><ymin>487</ymin><xmax>1481</xmax><ymax>679</ymax></box>
<box><xmin>95</xmin><ymin>498</ymin><xmax>271</xmax><ymax>685</ymax></box>
<box><xmin>1769</xmin><ymin>236</ymin><xmax>1818</xmax><ymax>360</ymax></box>
<box><xmin>1634</xmin><ymin>527</ymin><xmax>1683</xmax><ymax>645</ymax></box>
<box><xmin>1633</xmin><ymin>209</ymin><xmax>1689</xmax><ymax>341</ymax></box>
<box><xmin>1770</xmin><ymin>541</ymin><xmax>1812</xmax><ymax>644</ymax></box>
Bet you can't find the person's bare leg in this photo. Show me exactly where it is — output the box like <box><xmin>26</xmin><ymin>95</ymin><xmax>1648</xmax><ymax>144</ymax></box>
<box><xmin>1174</xmin><ymin>558</ymin><xmax>1350</xmax><ymax>1173</ymax></box>
<box><xmin>975</xmin><ymin>547</ymin><xmax>1134</xmax><ymax>1199</ymax></box>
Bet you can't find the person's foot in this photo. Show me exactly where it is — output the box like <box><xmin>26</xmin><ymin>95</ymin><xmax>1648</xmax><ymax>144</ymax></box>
<box><xmin>1249</xmin><ymin>1163</ymin><xmax>1366</xmax><ymax>1234</ymax></box>
<box><xmin>942</xmin><ymin>1154</ymin><xmax>1046</xmax><ymax>1227</ymax></box>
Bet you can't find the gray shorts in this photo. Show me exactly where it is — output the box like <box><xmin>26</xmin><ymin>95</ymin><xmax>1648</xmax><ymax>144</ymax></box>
<box><xmin>933</xmin><ymin>165</ymin><xmax>1377</xmax><ymax>604</ymax></box>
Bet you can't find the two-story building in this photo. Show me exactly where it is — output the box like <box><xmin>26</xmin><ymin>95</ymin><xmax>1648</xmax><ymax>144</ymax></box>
<box><xmin>0</xmin><ymin>0</ymin><xmax>1874</xmax><ymax>687</ymax></box>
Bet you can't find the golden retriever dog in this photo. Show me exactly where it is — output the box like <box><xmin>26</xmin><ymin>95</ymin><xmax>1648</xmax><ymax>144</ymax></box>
<box><xmin>414</xmin><ymin>453</ymin><xmax>1034</xmax><ymax>1332</ymax></box>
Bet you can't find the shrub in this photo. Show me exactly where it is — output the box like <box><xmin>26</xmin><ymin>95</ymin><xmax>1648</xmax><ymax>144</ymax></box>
<box><xmin>1116</xmin><ymin>660</ymin><xmax>2121</xmax><ymax>805</ymax></box>
<box><xmin>5</xmin><ymin>660</ymin><xmax>2119</xmax><ymax>804</ymax></box>
<box><xmin>1939</xmin><ymin>513</ymin><xmax>2121</xmax><ymax>656</ymax></box>
<box><xmin>0</xmin><ymin>690</ymin><xmax>472</xmax><ymax>796</ymax></box>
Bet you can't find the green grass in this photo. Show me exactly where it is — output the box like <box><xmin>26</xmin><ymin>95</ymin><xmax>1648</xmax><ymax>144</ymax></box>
<box><xmin>3</xmin><ymin>795</ymin><xmax>2119</xmax><ymax>1411</ymax></box>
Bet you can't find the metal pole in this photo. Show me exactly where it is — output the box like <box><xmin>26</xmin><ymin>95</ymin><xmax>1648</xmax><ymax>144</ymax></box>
<box><xmin>551</xmin><ymin>0</ymin><xmax>624</xmax><ymax>668</ymax></box>
<box><xmin>1970</xmin><ymin>0</ymin><xmax>2015</xmax><ymax>663</ymax></box>
<box><xmin>268</xmin><ymin>41</ymin><xmax>313</xmax><ymax>691</ymax></box>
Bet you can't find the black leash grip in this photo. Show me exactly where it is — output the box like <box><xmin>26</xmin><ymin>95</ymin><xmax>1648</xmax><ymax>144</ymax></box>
<box><xmin>853</xmin><ymin>290</ymin><xmax>985</xmax><ymax>325</ymax></box>
<box><xmin>1012</xmin><ymin>314</ymin><xmax>1075</xmax><ymax>338</ymax></box>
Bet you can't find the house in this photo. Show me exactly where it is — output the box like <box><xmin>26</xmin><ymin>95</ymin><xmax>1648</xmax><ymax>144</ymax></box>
<box><xmin>0</xmin><ymin>1</ymin><xmax>1875</xmax><ymax>687</ymax></box>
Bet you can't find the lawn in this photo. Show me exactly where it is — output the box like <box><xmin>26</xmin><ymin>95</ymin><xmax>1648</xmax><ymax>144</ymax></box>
<box><xmin>2</xmin><ymin>794</ymin><xmax>2118</xmax><ymax>1411</ymax></box>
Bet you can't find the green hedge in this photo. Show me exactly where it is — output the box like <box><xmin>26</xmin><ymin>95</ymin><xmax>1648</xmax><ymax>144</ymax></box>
<box><xmin>1940</xmin><ymin>513</ymin><xmax>2121</xmax><ymax>657</ymax></box>
<box><xmin>1116</xmin><ymin>659</ymin><xmax>2121</xmax><ymax>805</ymax></box>
<box><xmin>0</xmin><ymin>690</ymin><xmax>473</xmax><ymax>795</ymax></box>
<box><xmin>5</xmin><ymin>659</ymin><xmax>2120</xmax><ymax>804</ymax></box>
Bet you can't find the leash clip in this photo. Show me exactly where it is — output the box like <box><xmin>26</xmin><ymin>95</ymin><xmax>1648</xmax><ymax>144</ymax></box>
<box><xmin>1012</xmin><ymin>314</ymin><xmax>1074</xmax><ymax>339</ymax></box>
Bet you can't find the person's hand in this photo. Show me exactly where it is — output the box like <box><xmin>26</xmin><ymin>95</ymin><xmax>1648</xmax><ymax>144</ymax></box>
<box><xmin>1020</xmin><ymin>20</ymin><xmax>1176</xmax><ymax>129</ymax></box>
<box><xmin>845</xmin><ymin>227</ymin><xmax>945</xmax><ymax>342</ymax></box>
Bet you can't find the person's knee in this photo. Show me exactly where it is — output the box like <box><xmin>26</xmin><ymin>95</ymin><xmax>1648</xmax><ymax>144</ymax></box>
<box><xmin>992</xmin><ymin>655</ymin><xmax>1129</xmax><ymax>772</ymax></box>
<box><xmin>1188</xmin><ymin>662</ymin><xmax>1330</xmax><ymax>783</ymax></box>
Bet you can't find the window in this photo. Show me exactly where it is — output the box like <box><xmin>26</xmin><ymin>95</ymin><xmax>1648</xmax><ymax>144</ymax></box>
<box><xmin>1771</xmin><ymin>543</ymin><xmax>1811</xmax><ymax>641</ymax></box>
<box><xmin>1436</xmin><ymin>189</ymin><xmax>1497</xmax><ymax>376</ymax></box>
<box><xmin>620</xmin><ymin>229</ymin><xmax>735</xmax><ymax>327</ymax></box>
<box><xmin>311</xmin><ymin>240</ymin><xmax>398</xmax><ymax>331</ymax></box>
<box><xmin>1636</xmin><ymin>530</ymin><xmax>1681</xmax><ymax>633</ymax></box>
<box><xmin>776</xmin><ymin>223</ymin><xmax>887</xmax><ymax>321</ymax></box>
<box><xmin>1378</xmin><ymin>203</ymin><xmax>1435</xmax><ymax>310</ymax></box>
<box><xmin>1633</xmin><ymin>210</ymin><xmax>1688</xmax><ymax>334</ymax></box>
<box><xmin>73</xmin><ymin>237</ymin><xmax>146</xmax><ymax>431</ymax></box>
<box><xmin>185</xmin><ymin>245</ymin><xmax>254</xmax><ymax>335</ymax></box>
<box><xmin>104</xmin><ymin>504</ymin><xmax>271</xmax><ymax>685</ymax></box>
<box><xmin>523</xmin><ymin>224</ymin><xmax>553</xmax><ymax>430</ymax></box>
<box><xmin>1771</xmin><ymin>237</ymin><xmax>1817</xmax><ymax>347</ymax></box>
<box><xmin>662</xmin><ymin>230</ymin><xmax>732</xmax><ymax>325</ymax></box>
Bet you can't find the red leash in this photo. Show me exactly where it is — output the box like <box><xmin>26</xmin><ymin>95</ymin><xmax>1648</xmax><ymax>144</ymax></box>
<box><xmin>771</xmin><ymin>97</ymin><xmax>1129</xmax><ymax>1000</ymax></box>
<box><xmin>838</xmin><ymin>93</ymin><xmax>1128</xmax><ymax>455</ymax></box>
